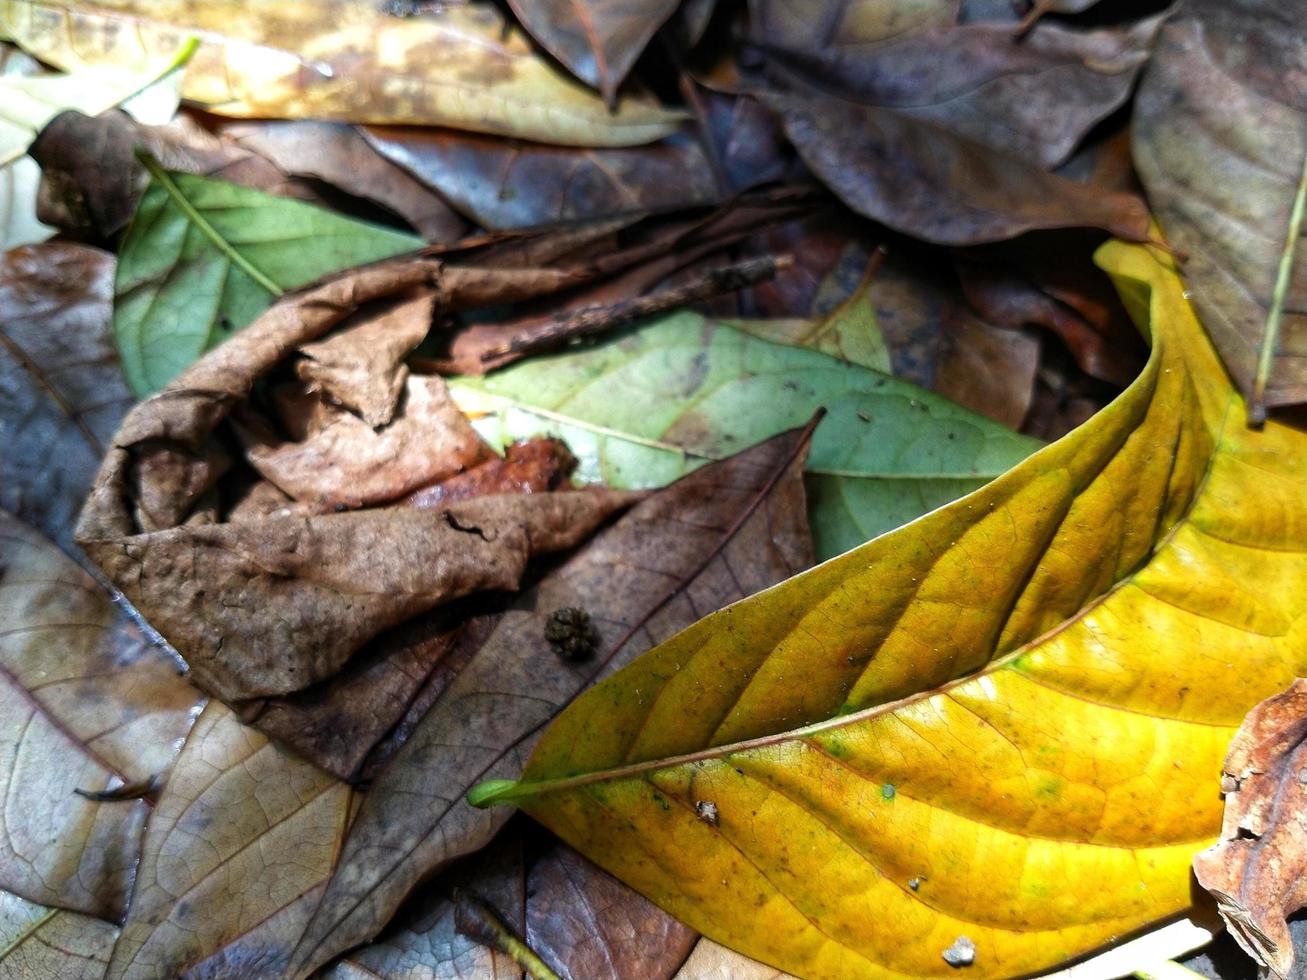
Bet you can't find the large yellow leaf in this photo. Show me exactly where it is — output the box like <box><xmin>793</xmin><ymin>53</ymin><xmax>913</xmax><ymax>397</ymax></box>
<box><xmin>471</xmin><ymin>239</ymin><xmax>1307</xmax><ymax>979</ymax></box>
<box><xmin>0</xmin><ymin>0</ymin><xmax>683</xmax><ymax>146</ymax></box>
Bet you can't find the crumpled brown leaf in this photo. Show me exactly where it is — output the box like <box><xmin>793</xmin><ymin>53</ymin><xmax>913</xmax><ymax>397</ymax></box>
<box><xmin>1194</xmin><ymin>678</ymin><xmax>1307</xmax><ymax>979</ymax></box>
<box><xmin>75</xmin><ymin>256</ymin><xmax>639</xmax><ymax>703</ymax></box>
<box><xmin>0</xmin><ymin>512</ymin><xmax>201</xmax><ymax>920</ymax></box>
<box><xmin>288</xmin><ymin>424</ymin><xmax>818</xmax><ymax>978</ymax></box>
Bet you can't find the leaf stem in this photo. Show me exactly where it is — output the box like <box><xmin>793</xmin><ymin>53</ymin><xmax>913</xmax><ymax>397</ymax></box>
<box><xmin>1250</xmin><ymin>141</ymin><xmax>1307</xmax><ymax>425</ymax></box>
<box><xmin>137</xmin><ymin>154</ymin><xmax>284</xmax><ymax>298</ymax></box>
<box><xmin>1134</xmin><ymin>961</ymin><xmax>1210</xmax><ymax>980</ymax></box>
<box><xmin>454</xmin><ymin>892</ymin><xmax>561</xmax><ymax>980</ymax></box>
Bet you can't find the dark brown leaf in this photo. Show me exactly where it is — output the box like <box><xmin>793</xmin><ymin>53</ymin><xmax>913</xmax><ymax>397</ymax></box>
<box><xmin>1194</xmin><ymin>679</ymin><xmax>1307</xmax><ymax>979</ymax></box>
<box><xmin>526</xmin><ymin>844</ymin><xmax>697</xmax><ymax>980</ymax></box>
<box><xmin>755</xmin><ymin>0</ymin><xmax>1164</xmax><ymax>167</ymax></box>
<box><xmin>0</xmin><ymin>244</ymin><xmax>130</xmax><ymax>560</ymax></box>
<box><xmin>0</xmin><ymin>512</ymin><xmax>201</xmax><ymax>920</ymax></box>
<box><xmin>288</xmin><ymin>425</ymin><xmax>818</xmax><ymax>978</ymax></box>
<box><xmin>506</xmin><ymin>0</ymin><xmax>681</xmax><ymax>105</ymax></box>
<box><xmin>761</xmin><ymin>92</ymin><xmax>1151</xmax><ymax>244</ymax></box>
<box><xmin>362</xmin><ymin>126</ymin><xmax>718</xmax><ymax>230</ymax></box>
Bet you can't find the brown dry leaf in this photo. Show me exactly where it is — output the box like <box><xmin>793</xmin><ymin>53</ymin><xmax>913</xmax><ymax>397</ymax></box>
<box><xmin>239</xmin><ymin>377</ymin><xmax>490</xmax><ymax>508</ymax></box>
<box><xmin>0</xmin><ymin>0</ymin><xmax>685</xmax><ymax>146</ymax></box>
<box><xmin>506</xmin><ymin>0</ymin><xmax>681</xmax><ymax>105</ymax></box>
<box><xmin>934</xmin><ymin>309</ymin><xmax>1039</xmax><ymax>430</ymax></box>
<box><xmin>0</xmin><ymin>243</ymin><xmax>131</xmax><ymax>559</ymax></box>
<box><xmin>0</xmin><ymin>889</ymin><xmax>119</xmax><ymax>979</ymax></box>
<box><xmin>526</xmin><ymin>844</ymin><xmax>697</xmax><ymax>980</ymax></box>
<box><xmin>1133</xmin><ymin>0</ymin><xmax>1307</xmax><ymax>418</ymax></box>
<box><xmin>363</xmin><ymin>125</ymin><xmax>718</xmax><ymax>231</ymax></box>
<box><xmin>288</xmin><ymin>425</ymin><xmax>818</xmax><ymax>977</ymax></box>
<box><xmin>322</xmin><ymin>837</ymin><xmax>525</xmax><ymax>980</ymax></box>
<box><xmin>0</xmin><ymin>512</ymin><xmax>201</xmax><ymax>920</ymax></box>
<box><xmin>294</xmin><ymin>293</ymin><xmax>434</xmax><ymax>429</ymax></box>
<box><xmin>104</xmin><ymin>701</ymin><xmax>355</xmax><ymax>980</ymax></box>
<box><xmin>672</xmin><ymin>940</ymin><xmax>799</xmax><ymax>980</ymax></box>
<box><xmin>754</xmin><ymin>0</ymin><xmax>1164</xmax><ymax>167</ymax></box>
<box><xmin>1193</xmin><ymin>679</ymin><xmax>1307</xmax><ymax>979</ymax></box>
<box><xmin>75</xmin><ymin>257</ymin><xmax>638</xmax><ymax>703</ymax></box>
<box><xmin>761</xmin><ymin>92</ymin><xmax>1151</xmax><ymax>245</ymax></box>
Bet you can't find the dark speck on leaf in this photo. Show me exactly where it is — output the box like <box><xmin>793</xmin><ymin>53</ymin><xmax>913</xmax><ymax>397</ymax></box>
<box><xmin>694</xmin><ymin>799</ymin><xmax>719</xmax><ymax>825</ymax></box>
<box><xmin>545</xmin><ymin>607</ymin><xmax>599</xmax><ymax>661</ymax></box>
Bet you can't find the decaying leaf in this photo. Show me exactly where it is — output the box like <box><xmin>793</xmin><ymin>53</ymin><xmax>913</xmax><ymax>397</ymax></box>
<box><xmin>288</xmin><ymin>425</ymin><xmax>818</xmax><ymax>976</ymax></box>
<box><xmin>104</xmin><ymin>701</ymin><xmax>355</xmax><ymax>980</ymax></box>
<box><xmin>77</xmin><ymin>256</ymin><xmax>640</xmax><ymax>703</ymax></box>
<box><xmin>450</xmin><ymin>311</ymin><xmax>1040</xmax><ymax>558</ymax></box>
<box><xmin>1193</xmin><ymin>679</ymin><xmax>1307</xmax><ymax>979</ymax></box>
<box><xmin>763</xmin><ymin>92</ymin><xmax>1152</xmax><ymax>245</ymax></box>
<box><xmin>526</xmin><ymin>844</ymin><xmax>698</xmax><ymax>979</ymax></box>
<box><xmin>754</xmin><ymin>0</ymin><xmax>1164</xmax><ymax>167</ymax></box>
<box><xmin>320</xmin><ymin>838</ymin><xmax>526</xmax><ymax>980</ymax></box>
<box><xmin>507</xmin><ymin>0</ymin><xmax>681</xmax><ymax>105</ymax></box>
<box><xmin>673</xmin><ymin>939</ymin><xmax>798</xmax><ymax>979</ymax></box>
<box><xmin>113</xmin><ymin>166</ymin><xmax>420</xmax><ymax>395</ymax></box>
<box><xmin>362</xmin><ymin>126</ymin><xmax>718</xmax><ymax>230</ymax></box>
<box><xmin>0</xmin><ymin>889</ymin><xmax>119</xmax><ymax>979</ymax></box>
<box><xmin>0</xmin><ymin>243</ymin><xmax>133</xmax><ymax>559</ymax></box>
<box><xmin>0</xmin><ymin>0</ymin><xmax>685</xmax><ymax>145</ymax></box>
<box><xmin>1133</xmin><ymin>0</ymin><xmax>1307</xmax><ymax>419</ymax></box>
<box><xmin>0</xmin><ymin>512</ymin><xmax>201</xmax><ymax>920</ymax></box>
<box><xmin>472</xmin><ymin>240</ymin><xmax>1307</xmax><ymax>978</ymax></box>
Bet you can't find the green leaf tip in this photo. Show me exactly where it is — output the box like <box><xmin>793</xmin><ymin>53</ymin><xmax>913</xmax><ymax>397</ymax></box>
<box><xmin>467</xmin><ymin>779</ymin><xmax>521</xmax><ymax>809</ymax></box>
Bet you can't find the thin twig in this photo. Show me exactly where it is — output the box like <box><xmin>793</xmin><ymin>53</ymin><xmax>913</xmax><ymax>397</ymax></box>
<box><xmin>454</xmin><ymin>891</ymin><xmax>562</xmax><ymax>980</ymax></box>
<box><xmin>480</xmin><ymin>254</ymin><xmax>794</xmax><ymax>363</ymax></box>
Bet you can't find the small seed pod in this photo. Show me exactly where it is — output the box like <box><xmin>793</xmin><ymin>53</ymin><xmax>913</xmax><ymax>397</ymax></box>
<box><xmin>544</xmin><ymin>606</ymin><xmax>600</xmax><ymax>661</ymax></box>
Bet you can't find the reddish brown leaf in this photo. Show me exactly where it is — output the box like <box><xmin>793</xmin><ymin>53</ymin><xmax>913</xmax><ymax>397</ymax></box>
<box><xmin>288</xmin><ymin>425</ymin><xmax>818</xmax><ymax>977</ymax></box>
<box><xmin>406</xmin><ymin>439</ymin><xmax>578</xmax><ymax>510</ymax></box>
<box><xmin>1194</xmin><ymin>679</ymin><xmax>1307</xmax><ymax>979</ymax></box>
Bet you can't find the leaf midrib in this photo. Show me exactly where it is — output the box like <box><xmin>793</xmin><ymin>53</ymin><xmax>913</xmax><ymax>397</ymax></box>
<box><xmin>488</xmin><ymin>394</ymin><xmax>1239</xmax><ymax>805</ymax></box>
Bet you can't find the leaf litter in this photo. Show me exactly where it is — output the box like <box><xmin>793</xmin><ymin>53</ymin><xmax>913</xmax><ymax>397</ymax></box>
<box><xmin>1</xmin><ymin>1</ymin><xmax>1303</xmax><ymax>978</ymax></box>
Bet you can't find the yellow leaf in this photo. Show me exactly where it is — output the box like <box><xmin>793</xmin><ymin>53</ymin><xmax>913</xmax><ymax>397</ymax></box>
<box><xmin>472</xmin><ymin>239</ymin><xmax>1307</xmax><ymax>978</ymax></box>
<box><xmin>0</xmin><ymin>0</ymin><xmax>684</xmax><ymax>146</ymax></box>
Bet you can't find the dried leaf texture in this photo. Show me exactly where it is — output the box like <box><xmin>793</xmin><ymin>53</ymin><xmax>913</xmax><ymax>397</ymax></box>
<box><xmin>478</xmin><ymin>240</ymin><xmax>1307</xmax><ymax>978</ymax></box>
<box><xmin>1194</xmin><ymin>679</ymin><xmax>1307</xmax><ymax>979</ymax></box>
<box><xmin>76</xmin><ymin>259</ymin><xmax>637</xmax><ymax>702</ymax></box>
<box><xmin>0</xmin><ymin>513</ymin><xmax>200</xmax><ymax>920</ymax></box>
<box><xmin>288</xmin><ymin>426</ymin><xmax>817</xmax><ymax>976</ymax></box>
<box><xmin>0</xmin><ymin>890</ymin><xmax>118</xmax><ymax>979</ymax></box>
<box><xmin>1133</xmin><ymin>0</ymin><xmax>1307</xmax><ymax>416</ymax></box>
<box><xmin>105</xmin><ymin>702</ymin><xmax>355</xmax><ymax>980</ymax></box>
<box><xmin>0</xmin><ymin>0</ymin><xmax>684</xmax><ymax>145</ymax></box>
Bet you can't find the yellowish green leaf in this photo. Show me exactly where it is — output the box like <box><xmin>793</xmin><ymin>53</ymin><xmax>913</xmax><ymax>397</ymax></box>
<box><xmin>0</xmin><ymin>0</ymin><xmax>684</xmax><ymax>146</ymax></box>
<box><xmin>473</xmin><ymin>239</ymin><xmax>1307</xmax><ymax>978</ymax></box>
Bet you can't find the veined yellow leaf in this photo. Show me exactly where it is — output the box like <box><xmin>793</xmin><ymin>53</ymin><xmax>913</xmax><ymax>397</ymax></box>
<box><xmin>472</xmin><ymin>239</ymin><xmax>1307</xmax><ymax>978</ymax></box>
<box><xmin>0</xmin><ymin>0</ymin><xmax>684</xmax><ymax>146</ymax></box>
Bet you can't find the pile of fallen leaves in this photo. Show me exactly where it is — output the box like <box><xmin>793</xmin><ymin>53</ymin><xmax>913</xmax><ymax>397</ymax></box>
<box><xmin>3</xmin><ymin>0</ymin><xmax>1307</xmax><ymax>978</ymax></box>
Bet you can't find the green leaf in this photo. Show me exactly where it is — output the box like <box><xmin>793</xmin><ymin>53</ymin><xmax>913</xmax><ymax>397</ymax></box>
<box><xmin>113</xmin><ymin>165</ymin><xmax>421</xmax><ymax>395</ymax></box>
<box><xmin>449</xmin><ymin>313</ymin><xmax>1041</xmax><ymax>558</ymax></box>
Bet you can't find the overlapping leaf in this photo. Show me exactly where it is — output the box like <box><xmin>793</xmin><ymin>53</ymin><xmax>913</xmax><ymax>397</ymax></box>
<box><xmin>450</xmin><ymin>312</ymin><xmax>1040</xmax><ymax>558</ymax></box>
<box><xmin>113</xmin><ymin>167</ymin><xmax>419</xmax><ymax>394</ymax></box>
<box><xmin>0</xmin><ymin>889</ymin><xmax>118</xmax><ymax>979</ymax></box>
<box><xmin>0</xmin><ymin>0</ymin><xmax>684</xmax><ymax>145</ymax></box>
<box><xmin>472</xmin><ymin>240</ymin><xmax>1307</xmax><ymax>978</ymax></box>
